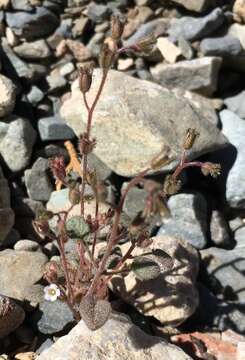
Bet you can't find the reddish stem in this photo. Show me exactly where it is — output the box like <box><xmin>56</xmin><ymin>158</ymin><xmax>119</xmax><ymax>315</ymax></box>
<box><xmin>87</xmin><ymin>167</ymin><xmax>150</xmax><ymax>297</ymax></box>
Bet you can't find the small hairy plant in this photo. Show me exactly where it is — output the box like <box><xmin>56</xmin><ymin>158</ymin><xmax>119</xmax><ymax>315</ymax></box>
<box><xmin>33</xmin><ymin>16</ymin><xmax>221</xmax><ymax>329</ymax></box>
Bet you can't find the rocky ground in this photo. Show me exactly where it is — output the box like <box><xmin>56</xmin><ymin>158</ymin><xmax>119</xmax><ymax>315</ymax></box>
<box><xmin>1</xmin><ymin>0</ymin><xmax>245</xmax><ymax>359</ymax></box>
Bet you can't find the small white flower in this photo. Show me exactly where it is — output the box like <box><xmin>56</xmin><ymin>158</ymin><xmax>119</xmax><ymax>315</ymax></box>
<box><xmin>44</xmin><ymin>284</ymin><xmax>60</xmax><ymax>302</ymax></box>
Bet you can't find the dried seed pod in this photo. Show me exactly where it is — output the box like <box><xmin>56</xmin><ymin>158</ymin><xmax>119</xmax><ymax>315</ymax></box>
<box><xmin>78</xmin><ymin>66</ymin><xmax>93</xmax><ymax>94</ymax></box>
<box><xmin>65</xmin><ymin>216</ymin><xmax>90</xmax><ymax>239</ymax></box>
<box><xmin>99</xmin><ymin>42</ymin><xmax>115</xmax><ymax>71</ymax></box>
<box><xmin>151</xmin><ymin>152</ymin><xmax>172</xmax><ymax>170</ymax></box>
<box><xmin>183</xmin><ymin>128</ymin><xmax>200</xmax><ymax>150</ymax></box>
<box><xmin>79</xmin><ymin>295</ymin><xmax>111</xmax><ymax>330</ymax></box>
<box><xmin>132</xmin><ymin>256</ymin><xmax>161</xmax><ymax>281</ymax></box>
<box><xmin>69</xmin><ymin>185</ymin><xmax>80</xmax><ymax>205</ymax></box>
<box><xmin>134</xmin><ymin>33</ymin><xmax>157</xmax><ymax>55</ymax></box>
<box><xmin>111</xmin><ymin>15</ymin><xmax>124</xmax><ymax>41</ymax></box>
<box><xmin>129</xmin><ymin>211</ymin><xmax>146</xmax><ymax>236</ymax></box>
<box><xmin>163</xmin><ymin>175</ymin><xmax>182</xmax><ymax>195</ymax></box>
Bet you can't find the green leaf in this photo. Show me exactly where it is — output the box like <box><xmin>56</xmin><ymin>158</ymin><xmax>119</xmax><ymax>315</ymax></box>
<box><xmin>132</xmin><ymin>256</ymin><xmax>161</xmax><ymax>281</ymax></box>
<box><xmin>65</xmin><ymin>216</ymin><xmax>90</xmax><ymax>239</ymax></box>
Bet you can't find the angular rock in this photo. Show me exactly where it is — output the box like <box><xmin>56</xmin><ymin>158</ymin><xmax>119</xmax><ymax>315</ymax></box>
<box><xmin>27</xmin><ymin>86</ymin><xmax>44</xmax><ymax>105</ymax></box>
<box><xmin>36</xmin><ymin>300</ymin><xmax>74</xmax><ymax>335</ymax></box>
<box><xmin>158</xmin><ymin>192</ymin><xmax>208</xmax><ymax>249</ymax></box>
<box><xmin>123</xmin><ymin>19</ymin><xmax>169</xmax><ymax>48</ymax></box>
<box><xmin>200</xmin><ymin>36</ymin><xmax>242</xmax><ymax>57</ymax></box>
<box><xmin>87</xmin><ymin>2</ymin><xmax>110</xmax><ymax>23</ymax></box>
<box><xmin>36</xmin><ymin>313</ymin><xmax>192</xmax><ymax>360</ymax></box>
<box><xmin>0</xmin><ymin>116</ymin><xmax>36</xmax><ymax>172</ymax></box>
<box><xmin>0</xmin><ymin>208</ymin><xmax>14</xmax><ymax>244</ymax></box>
<box><xmin>14</xmin><ymin>239</ymin><xmax>40</xmax><ymax>252</ymax></box>
<box><xmin>178</xmin><ymin>36</ymin><xmax>194</xmax><ymax>60</ymax></box>
<box><xmin>168</xmin><ymin>8</ymin><xmax>225</xmax><ymax>42</ymax></box>
<box><xmin>25</xmin><ymin>157</ymin><xmax>53</xmax><ymax>202</ymax></box>
<box><xmin>1</xmin><ymin>41</ymin><xmax>35</xmax><ymax>81</ymax></box>
<box><xmin>171</xmin><ymin>0</ymin><xmax>214</xmax><ymax>12</ymax></box>
<box><xmin>224</xmin><ymin>91</ymin><xmax>245</xmax><ymax>119</ymax></box>
<box><xmin>151</xmin><ymin>57</ymin><xmax>222</xmax><ymax>96</ymax></box>
<box><xmin>60</xmin><ymin>69</ymin><xmax>227</xmax><ymax>177</ymax></box>
<box><xmin>110</xmin><ymin>235</ymin><xmax>199</xmax><ymax>326</ymax></box>
<box><xmin>6</xmin><ymin>7</ymin><xmax>59</xmax><ymax>40</ymax></box>
<box><xmin>38</xmin><ymin>115</ymin><xmax>75</xmax><ymax>141</ymax></box>
<box><xmin>0</xmin><ymin>295</ymin><xmax>25</xmax><ymax>338</ymax></box>
<box><xmin>220</xmin><ymin>110</ymin><xmax>245</xmax><ymax>208</ymax></box>
<box><xmin>0</xmin><ymin>74</ymin><xmax>16</xmax><ymax>117</ymax></box>
<box><xmin>13</xmin><ymin>40</ymin><xmax>51</xmax><ymax>60</ymax></box>
<box><xmin>201</xmin><ymin>246</ymin><xmax>245</xmax><ymax>301</ymax></box>
<box><xmin>194</xmin><ymin>284</ymin><xmax>245</xmax><ymax>334</ymax></box>
<box><xmin>233</xmin><ymin>0</ymin><xmax>245</xmax><ymax>23</ymax></box>
<box><xmin>210</xmin><ymin>210</ymin><xmax>230</xmax><ymax>247</ymax></box>
<box><xmin>0</xmin><ymin>249</ymin><xmax>47</xmax><ymax>301</ymax></box>
<box><xmin>157</xmin><ymin>37</ymin><xmax>181</xmax><ymax>64</ymax></box>
<box><xmin>228</xmin><ymin>24</ymin><xmax>245</xmax><ymax>50</ymax></box>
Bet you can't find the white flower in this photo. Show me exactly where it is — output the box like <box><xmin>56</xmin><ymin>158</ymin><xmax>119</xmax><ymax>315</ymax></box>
<box><xmin>44</xmin><ymin>284</ymin><xmax>60</xmax><ymax>302</ymax></box>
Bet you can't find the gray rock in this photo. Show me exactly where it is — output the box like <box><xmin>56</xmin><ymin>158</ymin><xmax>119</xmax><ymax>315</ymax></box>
<box><xmin>87</xmin><ymin>153</ymin><xmax>112</xmax><ymax>181</ymax></box>
<box><xmin>0</xmin><ymin>249</ymin><xmax>47</xmax><ymax>301</ymax></box>
<box><xmin>168</xmin><ymin>8</ymin><xmax>225</xmax><ymax>42</ymax></box>
<box><xmin>23</xmin><ymin>284</ymin><xmax>45</xmax><ymax>306</ymax></box>
<box><xmin>200</xmin><ymin>36</ymin><xmax>242</xmax><ymax>57</ymax></box>
<box><xmin>38</xmin><ymin>115</ymin><xmax>75</xmax><ymax>141</ymax></box>
<box><xmin>110</xmin><ymin>235</ymin><xmax>199</xmax><ymax>326</ymax></box>
<box><xmin>36</xmin><ymin>339</ymin><xmax>54</xmax><ymax>355</ymax></box>
<box><xmin>123</xmin><ymin>19</ymin><xmax>168</xmax><ymax>48</ymax></box>
<box><xmin>158</xmin><ymin>192</ymin><xmax>208</xmax><ymax>249</ymax></box>
<box><xmin>25</xmin><ymin>157</ymin><xmax>53</xmax><ymax>201</ymax></box>
<box><xmin>210</xmin><ymin>210</ymin><xmax>230</xmax><ymax>247</ymax></box>
<box><xmin>0</xmin><ymin>116</ymin><xmax>36</xmax><ymax>172</ymax></box>
<box><xmin>36</xmin><ymin>300</ymin><xmax>74</xmax><ymax>335</ymax></box>
<box><xmin>201</xmin><ymin>246</ymin><xmax>245</xmax><ymax>302</ymax></box>
<box><xmin>36</xmin><ymin>312</ymin><xmax>192</xmax><ymax>360</ymax></box>
<box><xmin>46</xmin><ymin>73</ymin><xmax>67</xmax><ymax>93</ymax></box>
<box><xmin>224</xmin><ymin>91</ymin><xmax>245</xmax><ymax>119</ymax></box>
<box><xmin>1</xmin><ymin>40</ymin><xmax>35</xmax><ymax>81</ymax></box>
<box><xmin>6</xmin><ymin>7</ymin><xmax>59</xmax><ymax>40</ymax></box>
<box><xmin>14</xmin><ymin>239</ymin><xmax>40</xmax><ymax>252</ymax></box>
<box><xmin>0</xmin><ymin>295</ymin><xmax>25</xmax><ymax>338</ymax></box>
<box><xmin>122</xmin><ymin>185</ymin><xmax>148</xmax><ymax>220</ymax></box>
<box><xmin>27</xmin><ymin>86</ymin><xmax>44</xmax><ymax>105</ymax></box>
<box><xmin>234</xmin><ymin>226</ymin><xmax>245</xmax><ymax>248</ymax></box>
<box><xmin>228</xmin><ymin>23</ymin><xmax>245</xmax><ymax>50</ymax></box>
<box><xmin>171</xmin><ymin>0</ymin><xmax>215</xmax><ymax>12</ymax></box>
<box><xmin>0</xmin><ymin>228</ymin><xmax>20</xmax><ymax>249</ymax></box>
<box><xmin>220</xmin><ymin>110</ymin><xmax>245</xmax><ymax>208</ymax></box>
<box><xmin>151</xmin><ymin>57</ymin><xmax>222</xmax><ymax>96</ymax></box>
<box><xmin>59</xmin><ymin>62</ymin><xmax>75</xmax><ymax>77</ymax></box>
<box><xmin>87</xmin><ymin>2</ymin><xmax>110</xmax><ymax>23</ymax></box>
<box><xmin>178</xmin><ymin>36</ymin><xmax>194</xmax><ymax>60</ymax></box>
<box><xmin>0</xmin><ymin>74</ymin><xmax>16</xmax><ymax>117</ymax></box>
<box><xmin>194</xmin><ymin>284</ymin><xmax>245</xmax><ymax>334</ymax></box>
<box><xmin>60</xmin><ymin>69</ymin><xmax>227</xmax><ymax>177</ymax></box>
<box><xmin>13</xmin><ymin>40</ymin><xmax>51</xmax><ymax>60</ymax></box>
<box><xmin>0</xmin><ymin>208</ymin><xmax>15</xmax><ymax>245</ymax></box>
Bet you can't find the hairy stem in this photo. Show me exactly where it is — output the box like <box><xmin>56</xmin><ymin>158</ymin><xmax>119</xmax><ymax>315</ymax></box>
<box><xmin>87</xmin><ymin>167</ymin><xmax>150</xmax><ymax>297</ymax></box>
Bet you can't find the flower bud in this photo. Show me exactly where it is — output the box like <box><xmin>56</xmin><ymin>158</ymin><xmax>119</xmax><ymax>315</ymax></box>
<box><xmin>163</xmin><ymin>175</ymin><xmax>182</xmax><ymax>195</ymax></box>
<box><xmin>78</xmin><ymin>66</ymin><xmax>93</xmax><ymax>94</ymax></box>
<box><xmin>151</xmin><ymin>152</ymin><xmax>172</xmax><ymax>170</ymax></box>
<box><xmin>201</xmin><ymin>162</ymin><xmax>221</xmax><ymax>178</ymax></box>
<box><xmin>69</xmin><ymin>185</ymin><xmax>81</xmax><ymax>205</ymax></box>
<box><xmin>183</xmin><ymin>128</ymin><xmax>200</xmax><ymax>150</ymax></box>
<box><xmin>99</xmin><ymin>42</ymin><xmax>115</xmax><ymax>71</ymax></box>
<box><xmin>111</xmin><ymin>15</ymin><xmax>124</xmax><ymax>41</ymax></box>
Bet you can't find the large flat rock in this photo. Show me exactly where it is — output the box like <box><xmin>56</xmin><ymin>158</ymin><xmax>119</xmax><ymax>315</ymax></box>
<box><xmin>60</xmin><ymin>69</ymin><xmax>227</xmax><ymax>177</ymax></box>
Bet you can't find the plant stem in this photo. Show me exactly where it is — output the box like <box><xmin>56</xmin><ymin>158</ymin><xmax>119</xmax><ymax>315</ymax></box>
<box><xmin>87</xmin><ymin>167</ymin><xmax>150</xmax><ymax>297</ymax></box>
